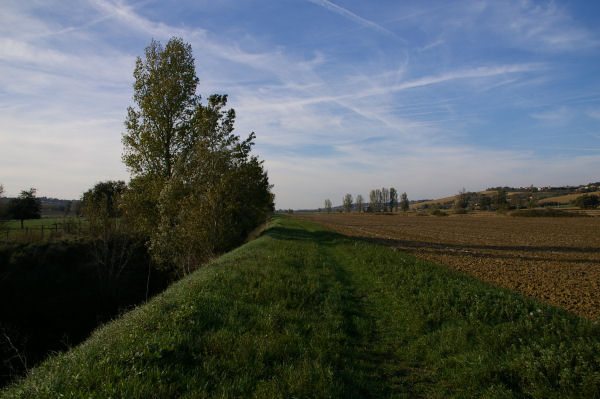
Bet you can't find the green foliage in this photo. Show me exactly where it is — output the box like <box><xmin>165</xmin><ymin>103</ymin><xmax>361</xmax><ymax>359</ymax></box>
<box><xmin>121</xmin><ymin>174</ymin><xmax>164</xmax><ymax>236</ymax></box>
<box><xmin>324</xmin><ymin>199</ymin><xmax>332</xmax><ymax>213</ymax></box>
<box><xmin>381</xmin><ymin>187</ymin><xmax>389</xmax><ymax>211</ymax></box>
<box><xmin>4</xmin><ymin>216</ymin><xmax>600</xmax><ymax>398</ymax></box>
<box><xmin>355</xmin><ymin>194</ymin><xmax>364</xmax><ymax>213</ymax></box>
<box><xmin>150</xmin><ymin>95</ymin><xmax>273</xmax><ymax>276</ymax></box>
<box><xmin>494</xmin><ymin>188</ymin><xmax>508</xmax><ymax>210</ymax></box>
<box><xmin>400</xmin><ymin>192</ymin><xmax>409</xmax><ymax>212</ymax></box>
<box><xmin>7</xmin><ymin>188</ymin><xmax>41</xmax><ymax>228</ymax></box>
<box><xmin>81</xmin><ymin>181</ymin><xmax>126</xmax><ymax>220</ymax></box>
<box><xmin>369</xmin><ymin>188</ymin><xmax>392</xmax><ymax>212</ymax></box>
<box><xmin>479</xmin><ymin>194</ymin><xmax>492</xmax><ymax>210</ymax></box>
<box><xmin>0</xmin><ymin>184</ymin><xmax>5</xmax><ymax>232</ymax></box>
<box><xmin>343</xmin><ymin>193</ymin><xmax>353</xmax><ymax>213</ymax></box>
<box><xmin>510</xmin><ymin>192</ymin><xmax>526</xmax><ymax>209</ymax></box>
<box><xmin>454</xmin><ymin>187</ymin><xmax>469</xmax><ymax>210</ymax></box>
<box><xmin>369</xmin><ymin>189</ymin><xmax>379</xmax><ymax>212</ymax></box>
<box><xmin>121</xmin><ymin>37</ymin><xmax>200</xmax><ymax>235</ymax></box>
<box><xmin>122</xmin><ymin>38</ymin><xmax>199</xmax><ymax>179</ymax></box>
<box><xmin>120</xmin><ymin>38</ymin><xmax>273</xmax><ymax>273</ymax></box>
<box><xmin>527</xmin><ymin>194</ymin><xmax>538</xmax><ymax>209</ymax></box>
<box><xmin>63</xmin><ymin>200</ymin><xmax>72</xmax><ymax>217</ymax></box>
<box><xmin>573</xmin><ymin>194</ymin><xmax>599</xmax><ymax>209</ymax></box>
<box><xmin>389</xmin><ymin>188</ymin><xmax>398</xmax><ymax>212</ymax></box>
<box><xmin>511</xmin><ymin>209</ymin><xmax>588</xmax><ymax>217</ymax></box>
<box><xmin>431</xmin><ymin>209</ymin><xmax>448</xmax><ymax>216</ymax></box>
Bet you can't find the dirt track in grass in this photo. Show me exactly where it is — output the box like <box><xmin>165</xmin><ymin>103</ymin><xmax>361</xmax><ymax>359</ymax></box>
<box><xmin>293</xmin><ymin>212</ymin><xmax>600</xmax><ymax>320</ymax></box>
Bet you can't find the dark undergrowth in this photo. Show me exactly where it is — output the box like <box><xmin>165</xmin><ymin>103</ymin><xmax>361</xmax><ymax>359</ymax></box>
<box><xmin>0</xmin><ymin>238</ymin><xmax>172</xmax><ymax>387</ymax></box>
<box><xmin>2</xmin><ymin>216</ymin><xmax>599</xmax><ymax>398</ymax></box>
<box><xmin>511</xmin><ymin>208</ymin><xmax>589</xmax><ymax>217</ymax></box>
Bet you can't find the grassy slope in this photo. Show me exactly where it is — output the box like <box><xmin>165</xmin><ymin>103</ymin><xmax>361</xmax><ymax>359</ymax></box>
<box><xmin>3</xmin><ymin>216</ymin><xmax>599</xmax><ymax>398</ymax></box>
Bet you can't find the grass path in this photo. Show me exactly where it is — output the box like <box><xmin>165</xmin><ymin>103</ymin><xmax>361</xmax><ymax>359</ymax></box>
<box><xmin>3</xmin><ymin>216</ymin><xmax>599</xmax><ymax>398</ymax></box>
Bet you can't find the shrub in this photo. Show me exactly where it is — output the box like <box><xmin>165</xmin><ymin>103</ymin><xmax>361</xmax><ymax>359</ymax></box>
<box><xmin>510</xmin><ymin>209</ymin><xmax>588</xmax><ymax>217</ymax></box>
<box><xmin>573</xmin><ymin>194</ymin><xmax>599</xmax><ymax>209</ymax></box>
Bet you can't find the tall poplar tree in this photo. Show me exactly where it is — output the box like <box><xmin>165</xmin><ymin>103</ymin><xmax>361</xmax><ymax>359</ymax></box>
<box><xmin>122</xmin><ymin>38</ymin><xmax>199</xmax><ymax>179</ymax></box>
<box><xmin>389</xmin><ymin>188</ymin><xmax>398</xmax><ymax>212</ymax></box>
<box><xmin>355</xmin><ymin>194</ymin><xmax>364</xmax><ymax>213</ymax></box>
<box><xmin>121</xmin><ymin>38</ymin><xmax>273</xmax><ymax>274</ymax></box>
<box><xmin>343</xmin><ymin>193</ymin><xmax>353</xmax><ymax>213</ymax></box>
<box><xmin>400</xmin><ymin>192</ymin><xmax>409</xmax><ymax>212</ymax></box>
<box><xmin>121</xmin><ymin>38</ymin><xmax>200</xmax><ymax>234</ymax></box>
<box><xmin>324</xmin><ymin>199</ymin><xmax>332</xmax><ymax>213</ymax></box>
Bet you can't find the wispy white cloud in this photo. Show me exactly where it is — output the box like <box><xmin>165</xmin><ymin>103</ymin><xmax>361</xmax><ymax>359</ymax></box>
<box><xmin>419</xmin><ymin>38</ymin><xmax>445</xmax><ymax>52</ymax></box>
<box><xmin>486</xmin><ymin>1</ymin><xmax>598</xmax><ymax>51</ymax></box>
<box><xmin>1</xmin><ymin>0</ymin><xmax>598</xmax><ymax>208</ymax></box>
<box><xmin>306</xmin><ymin>0</ymin><xmax>399</xmax><ymax>38</ymax></box>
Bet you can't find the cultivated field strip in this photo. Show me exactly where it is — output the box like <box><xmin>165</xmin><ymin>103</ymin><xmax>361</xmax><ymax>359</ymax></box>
<box><xmin>295</xmin><ymin>213</ymin><xmax>600</xmax><ymax>320</ymax></box>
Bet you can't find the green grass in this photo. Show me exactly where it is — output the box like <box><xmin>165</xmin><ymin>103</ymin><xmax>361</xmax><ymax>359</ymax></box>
<box><xmin>3</xmin><ymin>216</ymin><xmax>599</xmax><ymax>398</ymax></box>
<box><xmin>1</xmin><ymin>217</ymin><xmax>87</xmax><ymax>242</ymax></box>
<box><xmin>3</xmin><ymin>216</ymin><xmax>81</xmax><ymax>230</ymax></box>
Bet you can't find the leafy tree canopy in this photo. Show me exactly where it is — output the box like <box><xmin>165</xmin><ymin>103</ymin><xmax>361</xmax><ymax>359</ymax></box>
<box><xmin>82</xmin><ymin>180</ymin><xmax>127</xmax><ymax>219</ymax></box>
<box><xmin>123</xmin><ymin>37</ymin><xmax>199</xmax><ymax>179</ymax></box>
<box><xmin>121</xmin><ymin>37</ymin><xmax>274</xmax><ymax>274</ymax></box>
<box><xmin>574</xmin><ymin>194</ymin><xmax>599</xmax><ymax>209</ymax></box>
<box><xmin>8</xmin><ymin>188</ymin><xmax>41</xmax><ymax>228</ymax></box>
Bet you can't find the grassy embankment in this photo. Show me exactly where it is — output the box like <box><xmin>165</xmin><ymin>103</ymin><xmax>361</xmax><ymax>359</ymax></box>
<box><xmin>3</xmin><ymin>216</ymin><xmax>599</xmax><ymax>398</ymax></box>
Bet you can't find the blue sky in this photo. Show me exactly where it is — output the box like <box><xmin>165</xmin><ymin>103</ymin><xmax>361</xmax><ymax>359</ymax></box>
<box><xmin>1</xmin><ymin>0</ymin><xmax>599</xmax><ymax>209</ymax></box>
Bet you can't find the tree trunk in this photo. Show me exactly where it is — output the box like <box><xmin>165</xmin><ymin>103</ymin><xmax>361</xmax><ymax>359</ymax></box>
<box><xmin>20</xmin><ymin>219</ymin><xmax>24</xmax><ymax>229</ymax></box>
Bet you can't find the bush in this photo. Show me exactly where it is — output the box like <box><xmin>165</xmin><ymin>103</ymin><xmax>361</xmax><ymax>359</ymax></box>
<box><xmin>431</xmin><ymin>209</ymin><xmax>448</xmax><ymax>217</ymax></box>
<box><xmin>573</xmin><ymin>194</ymin><xmax>599</xmax><ymax>209</ymax></box>
<box><xmin>510</xmin><ymin>209</ymin><xmax>588</xmax><ymax>217</ymax></box>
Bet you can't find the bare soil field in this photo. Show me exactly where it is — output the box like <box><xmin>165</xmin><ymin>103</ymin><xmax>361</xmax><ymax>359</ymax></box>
<box><xmin>293</xmin><ymin>212</ymin><xmax>600</xmax><ymax>320</ymax></box>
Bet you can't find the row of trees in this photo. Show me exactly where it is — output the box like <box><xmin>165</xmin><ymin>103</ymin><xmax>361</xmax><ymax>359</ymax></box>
<box><xmin>451</xmin><ymin>188</ymin><xmax>538</xmax><ymax>212</ymax></box>
<box><xmin>324</xmin><ymin>187</ymin><xmax>409</xmax><ymax>213</ymax></box>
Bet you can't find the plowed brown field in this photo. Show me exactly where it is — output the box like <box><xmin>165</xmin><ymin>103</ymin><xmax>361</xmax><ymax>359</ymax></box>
<box><xmin>293</xmin><ymin>213</ymin><xmax>600</xmax><ymax>320</ymax></box>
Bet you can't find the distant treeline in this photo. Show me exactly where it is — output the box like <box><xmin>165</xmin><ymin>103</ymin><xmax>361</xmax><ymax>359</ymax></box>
<box><xmin>322</xmin><ymin>187</ymin><xmax>410</xmax><ymax>214</ymax></box>
<box><xmin>316</xmin><ymin>185</ymin><xmax>599</xmax><ymax>214</ymax></box>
